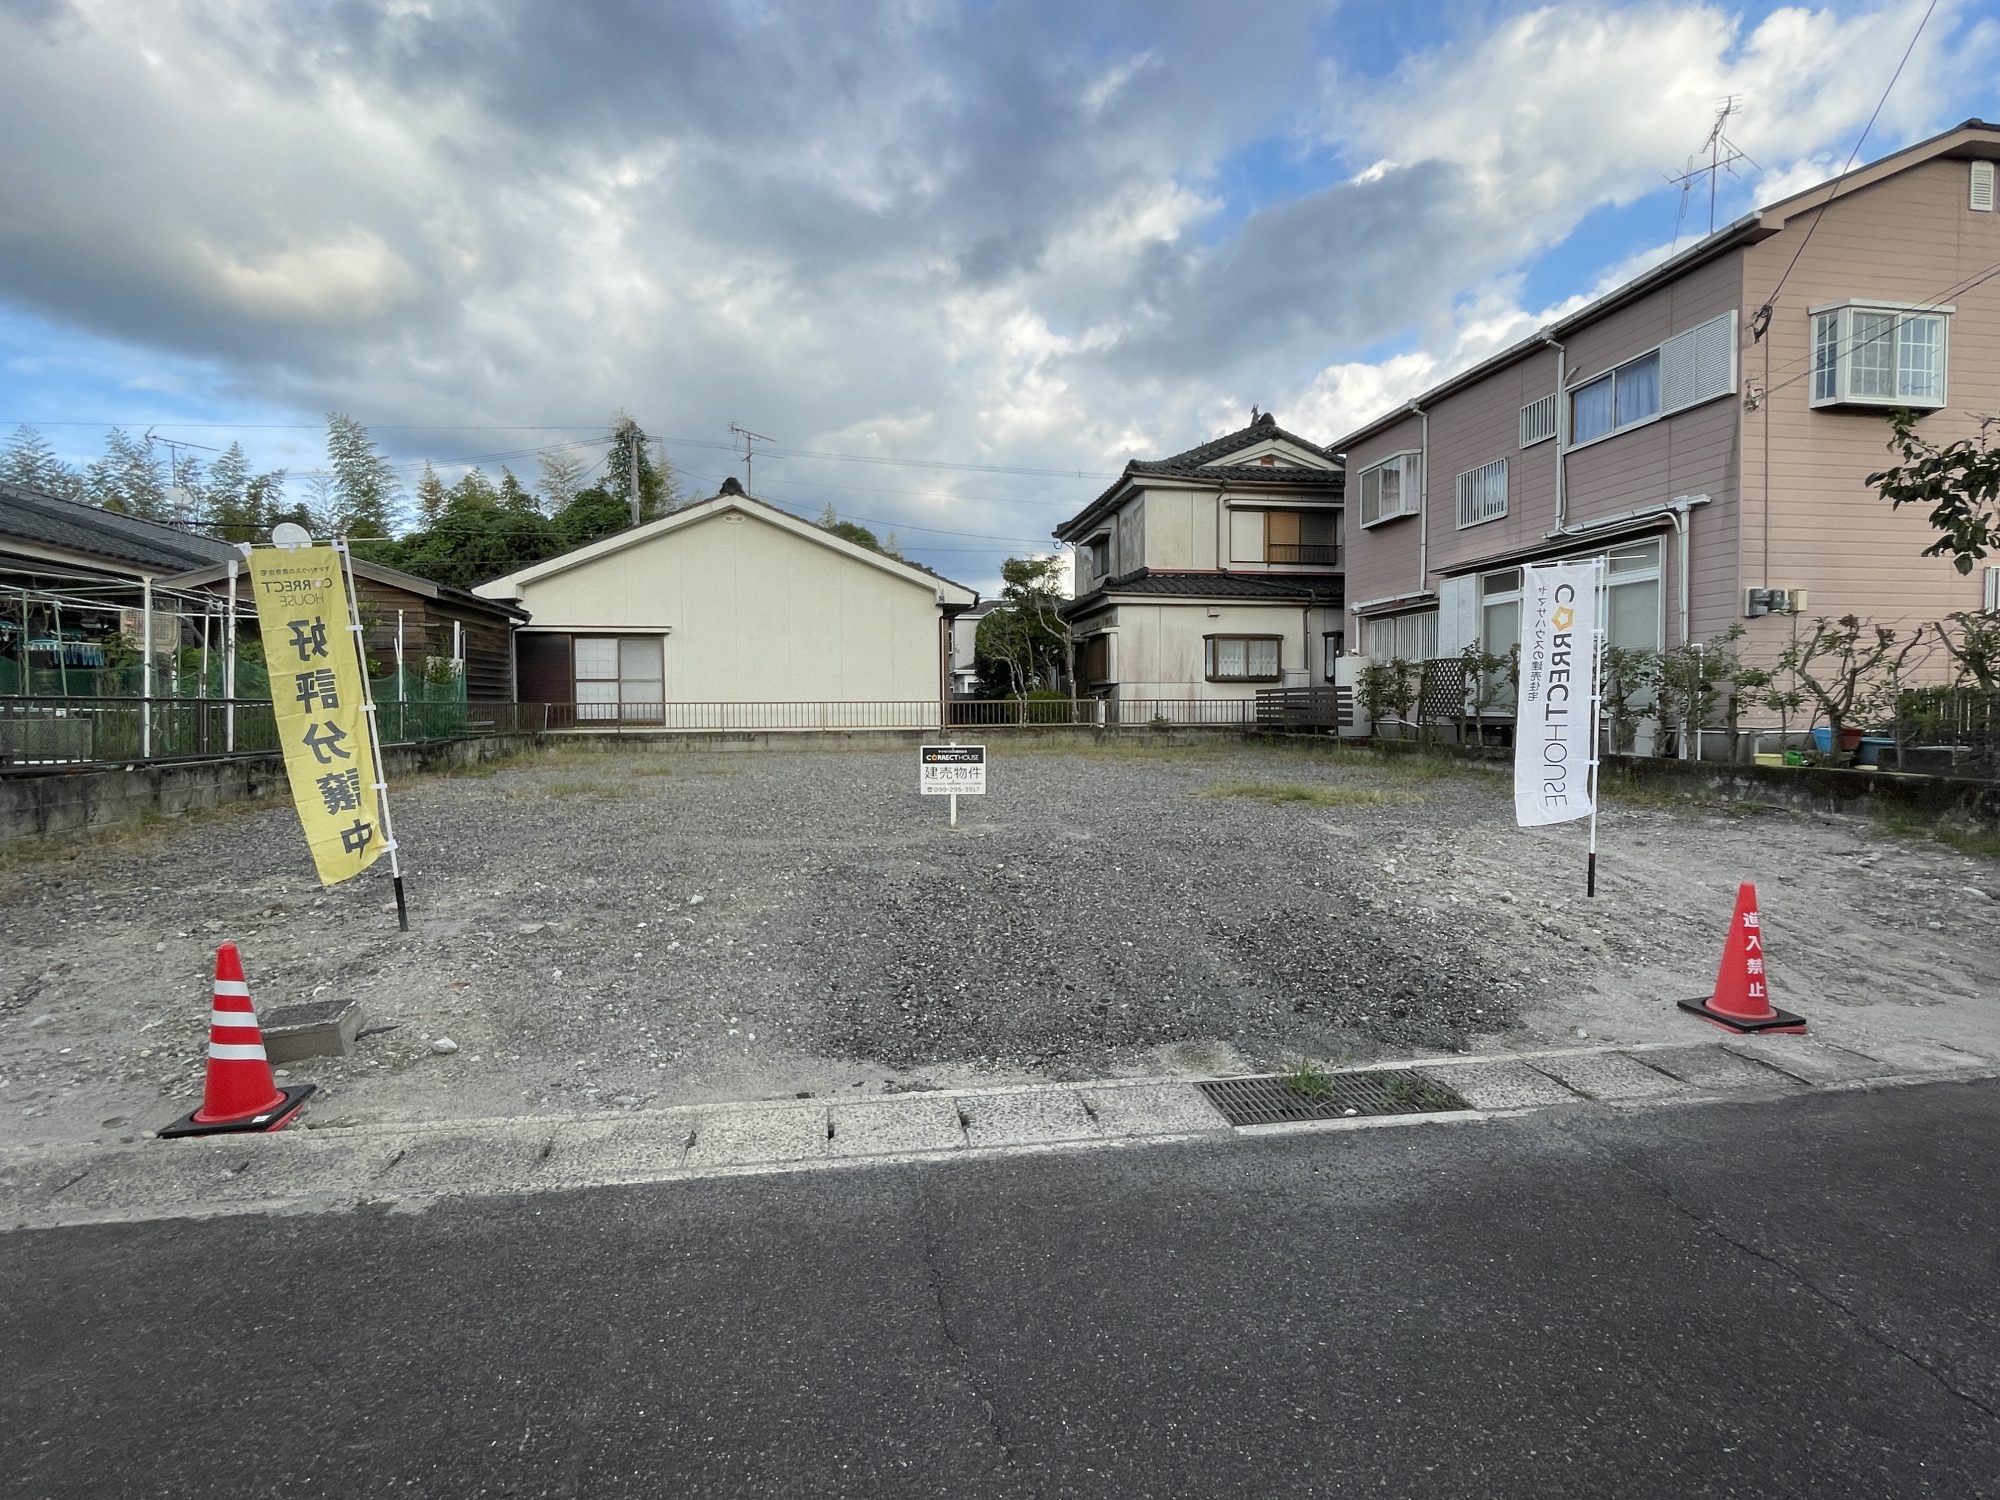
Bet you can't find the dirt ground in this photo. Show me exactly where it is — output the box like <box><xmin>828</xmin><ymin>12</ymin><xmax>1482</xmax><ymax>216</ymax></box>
<box><xmin>4</xmin><ymin>740</ymin><xmax>1997</xmax><ymax>1149</ymax></box>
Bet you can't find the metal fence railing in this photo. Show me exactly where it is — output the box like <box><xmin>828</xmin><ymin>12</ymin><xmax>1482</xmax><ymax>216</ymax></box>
<box><xmin>543</xmin><ymin>698</ymin><xmax>1260</xmax><ymax>733</ymax></box>
<box><xmin>0</xmin><ymin>696</ymin><xmax>545</xmax><ymax>769</ymax></box>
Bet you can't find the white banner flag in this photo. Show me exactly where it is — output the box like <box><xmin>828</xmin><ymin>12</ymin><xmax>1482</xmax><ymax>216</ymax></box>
<box><xmin>1514</xmin><ymin>561</ymin><xmax>1599</xmax><ymax>827</ymax></box>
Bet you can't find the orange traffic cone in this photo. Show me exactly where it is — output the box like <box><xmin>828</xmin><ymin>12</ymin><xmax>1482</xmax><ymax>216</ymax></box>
<box><xmin>158</xmin><ymin>943</ymin><xmax>315</xmax><ymax>1138</ymax></box>
<box><xmin>1677</xmin><ymin>882</ymin><xmax>1807</xmax><ymax>1035</ymax></box>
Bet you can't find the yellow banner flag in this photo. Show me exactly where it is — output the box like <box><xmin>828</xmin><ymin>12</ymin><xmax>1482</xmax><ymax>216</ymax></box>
<box><xmin>247</xmin><ymin>546</ymin><xmax>386</xmax><ymax>886</ymax></box>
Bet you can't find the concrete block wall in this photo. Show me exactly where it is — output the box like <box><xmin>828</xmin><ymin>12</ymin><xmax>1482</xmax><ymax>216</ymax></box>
<box><xmin>0</xmin><ymin>735</ymin><xmax>542</xmax><ymax>848</ymax></box>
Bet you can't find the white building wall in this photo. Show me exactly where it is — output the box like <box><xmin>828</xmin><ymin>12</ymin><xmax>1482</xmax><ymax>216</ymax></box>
<box><xmin>1095</xmin><ymin>601</ymin><xmax>1340</xmax><ymax>701</ymax></box>
<box><xmin>504</xmin><ymin>510</ymin><xmax>946</xmax><ymax>702</ymax></box>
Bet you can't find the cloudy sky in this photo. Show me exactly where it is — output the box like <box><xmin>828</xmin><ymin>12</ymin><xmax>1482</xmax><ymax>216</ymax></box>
<box><xmin>1</xmin><ymin>0</ymin><xmax>1995</xmax><ymax>589</ymax></box>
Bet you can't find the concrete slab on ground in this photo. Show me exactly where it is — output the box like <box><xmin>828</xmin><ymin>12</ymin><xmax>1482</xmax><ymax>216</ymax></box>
<box><xmin>829</xmin><ymin>1097</ymin><xmax>965</xmax><ymax>1157</ymax></box>
<box><xmin>1637</xmin><ymin>1044</ymin><xmax>1808</xmax><ymax>1094</ymax></box>
<box><xmin>1078</xmin><ymin>1083</ymin><xmax>1229</xmax><ymax>1136</ymax></box>
<box><xmin>1530</xmin><ymin>1051</ymin><xmax>1692</xmax><ymax>1103</ymax></box>
<box><xmin>545</xmin><ymin>1115</ymin><xmax>692</xmax><ymax>1183</ymax></box>
<box><xmin>1723</xmin><ymin>1037</ymin><xmax>1902</xmax><ymax>1087</ymax></box>
<box><xmin>684</xmin><ymin>1104</ymin><xmax>828</xmax><ymax>1168</ymax></box>
<box><xmin>1832</xmin><ymin>1037</ymin><xmax>1994</xmax><ymax>1074</ymax></box>
<box><xmin>1421</xmin><ymin>1060</ymin><xmax>1583</xmax><ymax>1111</ymax></box>
<box><xmin>961</xmin><ymin>1090</ymin><xmax>1102</xmax><ymax>1148</ymax></box>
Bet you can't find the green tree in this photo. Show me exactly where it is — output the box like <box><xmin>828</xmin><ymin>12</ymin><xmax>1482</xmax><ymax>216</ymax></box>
<box><xmin>816</xmin><ymin>503</ymin><xmax>890</xmax><ymax>553</ymax></box>
<box><xmin>553</xmin><ymin>486</ymin><xmax>634</xmax><ymax>550</ymax></box>
<box><xmin>536</xmin><ymin>449</ymin><xmax>587</xmax><ymax>516</ymax></box>
<box><xmin>324</xmin><ymin>412</ymin><xmax>403</xmax><ymax>537</ymax></box>
<box><xmin>414</xmin><ymin>461</ymin><xmax>449</xmax><ymax>526</ymax></box>
<box><xmin>83</xmin><ymin>428</ymin><xmax>168</xmax><ymax>518</ymax></box>
<box><xmin>497</xmin><ymin>466</ymin><xmax>536</xmax><ymax>512</ymax></box>
<box><xmin>974</xmin><ymin>555</ymin><xmax>1070</xmax><ymax>695</ymax></box>
<box><xmin>603</xmin><ymin>413</ymin><xmax>679</xmax><ymax>522</ymax></box>
<box><xmin>388</xmin><ymin>507</ymin><xmax>559</xmax><ymax>590</ymax></box>
<box><xmin>448</xmin><ymin>467</ymin><xmax>499</xmax><ymax>513</ymax></box>
<box><xmin>1</xmin><ymin>425</ymin><xmax>79</xmax><ymax>495</ymax></box>
<box><xmin>1869</xmin><ymin>411</ymin><xmax>2000</xmax><ymax>574</ymax></box>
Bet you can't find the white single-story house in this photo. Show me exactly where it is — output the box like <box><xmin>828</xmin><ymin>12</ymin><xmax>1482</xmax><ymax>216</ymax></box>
<box><xmin>474</xmin><ymin>478</ymin><xmax>979</xmax><ymax>726</ymax></box>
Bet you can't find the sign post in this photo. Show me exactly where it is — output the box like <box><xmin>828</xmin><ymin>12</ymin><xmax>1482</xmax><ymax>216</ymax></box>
<box><xmin>920</xmin><ymin>743</ymin><xmax>986</xmax><ymax>827</ymax></box>
<box><xmin>1512</xmin><ymin>558</ymin><xmax>1606</xmax><ymax>895</ymax></box>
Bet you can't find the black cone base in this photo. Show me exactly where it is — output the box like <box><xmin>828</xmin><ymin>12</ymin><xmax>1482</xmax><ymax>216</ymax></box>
<box><xmin>157</xmin><ymin>1083</ymin><xmax>316</xmax><ymax>1139</ymax></box>
<box><xmin>1677</xmin><ymin>998</ymin><xmax>1807</xmax><ymax>1035</ymax></box>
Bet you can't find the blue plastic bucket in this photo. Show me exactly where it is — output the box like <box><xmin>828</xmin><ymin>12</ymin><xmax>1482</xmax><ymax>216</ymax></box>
<box><xmin>1811</xmin><ymin>726</ymin><xmax>1833</xmax><ymax>753</ymax></box>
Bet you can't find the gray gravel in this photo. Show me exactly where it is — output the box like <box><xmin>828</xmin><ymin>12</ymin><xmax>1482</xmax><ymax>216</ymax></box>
<box><xmin>6</xmin><ymin>738</ymin><xmax>1997</xmax><ymax>1147</ymax></box>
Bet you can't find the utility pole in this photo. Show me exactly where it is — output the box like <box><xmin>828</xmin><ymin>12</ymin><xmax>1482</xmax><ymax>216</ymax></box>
<box><xmin>627</xmin><ymin>423</ymin><xmax>642</xmax><ymax>528</ymax></box>
<box><xmin>728</xmin><ymin>422</ymin><xmax>773</xmax><ymax>494</ymax></box>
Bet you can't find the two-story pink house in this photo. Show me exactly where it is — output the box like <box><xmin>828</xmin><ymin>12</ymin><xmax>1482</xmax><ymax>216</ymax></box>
<box><xmin>1334</xmin><ymin>119</ymin><xmax>2000</xmax><ymax>708</ymax></box>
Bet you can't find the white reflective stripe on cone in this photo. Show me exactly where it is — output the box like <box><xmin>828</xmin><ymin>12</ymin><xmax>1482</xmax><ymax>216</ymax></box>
<box><xmin>209</xmin><ymin>1011</ymin><xmax>261</xmax><ymax>1030</ymax></box>
<box><xmin>207</xmin><ymin>1043</ymin><xmax>268</xmax><ymax>1061</ymax></box>
<box><xmin>213</xmin><ymin>981</ymin><xmax>251</xmax><ymax>998</ymax></box>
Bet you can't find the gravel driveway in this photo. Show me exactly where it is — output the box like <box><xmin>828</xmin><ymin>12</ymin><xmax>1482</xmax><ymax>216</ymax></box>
<box><xmin>5</xmin><ymin>739</ymin><xmax>1996</xmax><ymax>1147</ymax></box>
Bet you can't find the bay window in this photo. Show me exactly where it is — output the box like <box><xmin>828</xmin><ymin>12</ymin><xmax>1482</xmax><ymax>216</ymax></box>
<box><xmin>1810</xmin><ymin>303</ymin><xmax>1947</xmax><ymax>409</ymax></box>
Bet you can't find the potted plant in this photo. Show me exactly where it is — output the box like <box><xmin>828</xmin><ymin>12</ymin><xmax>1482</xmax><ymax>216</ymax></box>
<box><xmin>1778</xmin><ymin>615</ymin><xmax>1922</xmax><ymax>757</ymax></box>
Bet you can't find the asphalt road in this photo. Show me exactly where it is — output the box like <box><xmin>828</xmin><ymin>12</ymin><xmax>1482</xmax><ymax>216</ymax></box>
<box><xmin>5</xmin><ymin>1082</ymin><xmax>1998</xmax><ymax>1499</ymax></box>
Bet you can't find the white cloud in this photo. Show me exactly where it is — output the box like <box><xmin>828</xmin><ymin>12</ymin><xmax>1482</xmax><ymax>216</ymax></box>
<box><xmin>0</xmin><ymin>0</ymin><xmax>1992</xmax><ymax>573</ymax></box>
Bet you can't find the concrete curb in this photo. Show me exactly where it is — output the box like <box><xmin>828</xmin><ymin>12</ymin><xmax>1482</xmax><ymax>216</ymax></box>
<box><xmin>3</xmin><ymin>1040</ymin><xmax>1994</xmax><ymax>1232</ymax></box>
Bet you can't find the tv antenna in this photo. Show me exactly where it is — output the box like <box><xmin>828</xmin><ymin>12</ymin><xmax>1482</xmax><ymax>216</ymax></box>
<box><xmin>728</xmin><ymin>422</ymin><xmax>774</xmax><ymax>494</ymax></box>
<box><xmin>1666</xmin><ymin>97</ymin><xmax>1760</xmax><ymax>246</ymax></box>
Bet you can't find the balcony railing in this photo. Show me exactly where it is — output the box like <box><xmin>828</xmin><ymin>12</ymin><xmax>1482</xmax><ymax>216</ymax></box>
<box><xmin>1264</xmin><ymin>542</ymin><xmax>1342</xmax><ymax>566</ymax></box>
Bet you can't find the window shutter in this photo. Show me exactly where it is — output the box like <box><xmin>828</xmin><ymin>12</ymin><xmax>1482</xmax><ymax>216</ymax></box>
<box><xmin>1972</xmin><ymin>160</ymin><xmax>1996</xmax><ymax>213</ymax></box>
<box><xmin>1659</xmin><ymin>311</ymin><xmax>1736</xmax><ymax>413</ymax></box>
<box><xmin>1519</xmin><ymin>393</ymin><xmax>1557</xmax><ymax>447</ymax></box>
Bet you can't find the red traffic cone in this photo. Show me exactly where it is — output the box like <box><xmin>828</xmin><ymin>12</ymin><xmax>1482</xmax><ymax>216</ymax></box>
<box><xmin>1677</xmin><ymin>882</ymin><xmax>1807</xmax><ymax>1035</ymax></box>
<box><xmin>158</xmin><ymin>943</ymin><xmax>315</xmax><ymax>1138</ymax></box>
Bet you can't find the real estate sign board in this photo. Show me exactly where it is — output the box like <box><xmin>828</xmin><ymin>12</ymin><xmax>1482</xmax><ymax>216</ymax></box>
<box><xmin>919</xmin><ymin>744</ymin><xmax>987</xmax><ymax>796</ymax></box>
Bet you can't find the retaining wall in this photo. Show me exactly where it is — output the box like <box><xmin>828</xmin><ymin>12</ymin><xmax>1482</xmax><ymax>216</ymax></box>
<box><xmin>0</xmin><ymin>735</ymin><xmax>542</xmax><ymax>847</ymax></box>
<box><xmin>543</xmin><ymin>726</ymin><xmax>1236</xmax><ymax>755</ymax></box>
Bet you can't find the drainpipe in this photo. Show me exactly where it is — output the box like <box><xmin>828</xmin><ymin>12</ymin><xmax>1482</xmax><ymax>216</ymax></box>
<box><xmin>1542</xmin><ymin>334</ymin><xmax>1568</xmax><ymax>530</ymax></box>
<box><xmin>1413</xmin><ymin>403</ymin><xmax>1430</xmax><ymax>594</ymax></box>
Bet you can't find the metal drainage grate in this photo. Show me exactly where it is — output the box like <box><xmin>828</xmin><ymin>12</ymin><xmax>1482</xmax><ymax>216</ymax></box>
<box><xmin>1197</xmin><ymin>1070</ymin><xmax>1471</xmax><ymax>1127</ymax></box>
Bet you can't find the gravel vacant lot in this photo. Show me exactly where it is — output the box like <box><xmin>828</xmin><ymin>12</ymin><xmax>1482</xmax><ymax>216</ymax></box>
<box><xmin>4</xmin><ymin>740</ymin><xmax>1997</xmax><ymax>1147</ymax></box>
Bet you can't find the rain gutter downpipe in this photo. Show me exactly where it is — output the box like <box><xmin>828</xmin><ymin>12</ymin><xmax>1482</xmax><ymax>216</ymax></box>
<box><xmin>1542</xmin><ymin>333</ymin><xmax>1567</xmax><ymax>530</ymax></box>
<box><xmin>1546</xmin><ymin>494</ymin><xmax>1709</xmax><ymax>648</ymax></box>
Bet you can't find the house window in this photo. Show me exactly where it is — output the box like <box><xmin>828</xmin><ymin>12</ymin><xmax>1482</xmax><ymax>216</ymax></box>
<box><xmin>574</xmin><ymin>635</ymin><xmax>664</xmax><ymax>722</ymax></box>
<box><xmin>1322</xmin><ymin>631</ymin><xmax>1344</xmax><ymax>679</ymax></box>
<box><xmin>1204</xmin><ymin>635</ymin><xmax>1282</xmax><ymax>682</ymax></box>
<box><xmin>1078</xmin><ymin>634</ymin><xmax>1111</xmax><ymax>685</ymax></box>
<box><xmin>1810</xmin><ymin>304</ymin><xmax>1948</xmax><ymax>409</ymax></box>
<box><xmin>1365</xmin><ymin>610</ymin><xmax>1438</xmax><ymax>662</ymax></box>
<box><xmin>1230</xmin><ymin>508</ymin><xmax>1341</xmax><ymax>565</ymax></box>
<box><xmin>1356</xmin><ymin>452</ymin><xmax>1421</xmax><ymax>527</ymax></box>
<box><xmin>1571</xmin><ymin>311</ymin><xmax>1736</xmax><ymax>445</ymax></box>
<box><xmin>1083</xmin><ymin>534</ymin><xmax>1111</xmax><ymax>579</ymax></box>
<box><xmin>1520</xmin><ymin>393</ymin><xmax>1558</xmax><ymax>447</ymax></box>
<box><xmin>1478</xmin><ymin>567</ymin><xmax>1523</xmax><ymax>657</ymax></box>
<box><xmin>1571</xmin><ymin>353</ymin><xmax>1659</xmax><ymax>443</ymax></box>
<box><xmin>1455</xmin><ymin>459</ymin><xmax>1508</xmax><ymax>529</ymax></box>
<box><xmin>1605</xmin><ymin>539</ymin><xmax>1663</xmax><ymax>653</ymax></box>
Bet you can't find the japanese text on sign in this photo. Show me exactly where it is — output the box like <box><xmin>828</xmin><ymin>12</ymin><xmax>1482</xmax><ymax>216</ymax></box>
<box><xmin>919</xmin><ymin>744</ymin><xmax>986</xmax><ymax>796</ymax></box>
<box><xmin>246</xmin><ymin>546</ymin><xmax>386</xmax><ymax>886</ymax></box>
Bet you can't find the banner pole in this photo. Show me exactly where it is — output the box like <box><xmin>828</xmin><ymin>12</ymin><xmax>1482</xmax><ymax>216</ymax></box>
<box><xmin>1586</xmin><ymin>554</ymin><xmax>1607</xmax><ymax>897</ymax></box>
<box><xmin>337</xmin><ymin>538</ymin><xmax>409</xmax><ymax>931</ymax></box>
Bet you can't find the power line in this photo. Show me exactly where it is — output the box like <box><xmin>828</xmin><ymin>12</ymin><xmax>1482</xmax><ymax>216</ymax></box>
<box><xmin>677</xmin><ymin>471</ymin><xmax>1050</xmax><ymax>545</ymax></box>
<box><xmin>1758</xmin><ymin>257</ymin><xmax>2000</xmax><ymax>404</ymax></box>
<box><xmin>3</xmin><ymin>418</ymin><xmax>1125</xmax><ymax>482</ymax></box>
<box><xmin>1754</xmin><ymin>0</ymin><xmax>1939</xmax><ymax>330</ymax></box>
